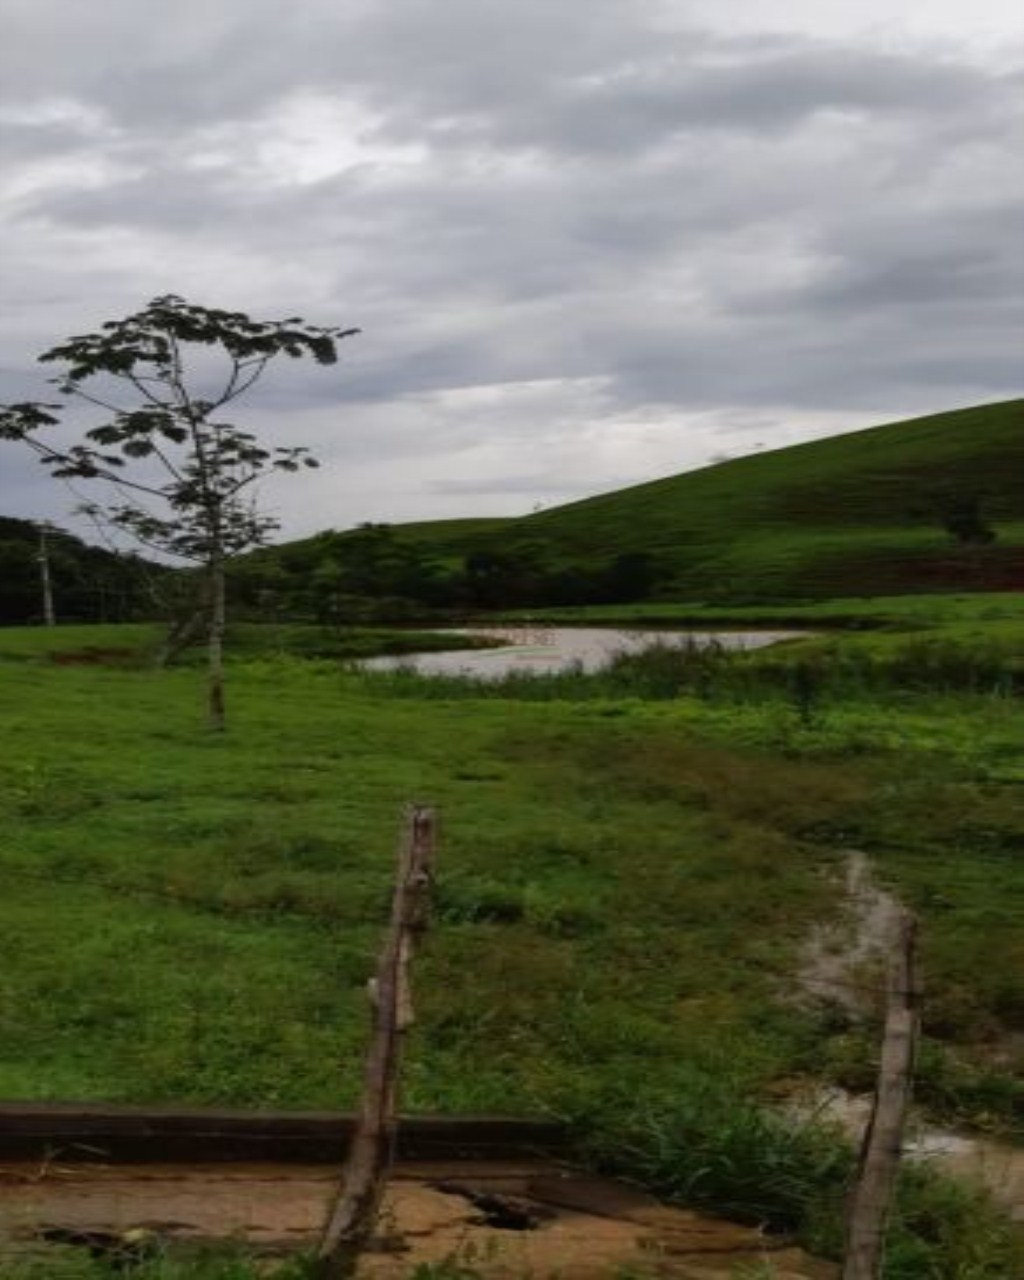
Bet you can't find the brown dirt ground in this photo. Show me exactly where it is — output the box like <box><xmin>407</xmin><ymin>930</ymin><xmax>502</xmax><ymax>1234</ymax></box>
<box><xmin>0</xmin><ymin>1158</ymin><xmax>837</xmax><ymax>1278</ymax></box>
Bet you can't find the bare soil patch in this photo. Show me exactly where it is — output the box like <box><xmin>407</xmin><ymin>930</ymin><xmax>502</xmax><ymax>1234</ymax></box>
<box><xmin>0</xmin><ymin>1158</ymin><xmax>836</xmax><ymax>1278</ymax></box>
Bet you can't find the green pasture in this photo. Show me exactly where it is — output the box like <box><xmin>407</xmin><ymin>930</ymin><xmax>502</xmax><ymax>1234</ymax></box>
<box><xmin>2</xmin><ymin>610</ymin><xmax>1024</xmax><ymax>1275</ymax></box>
<box><xmin>0</xmin><ymin>622</ymin><xmax>489</xmax><ymax>665</ymax></box>
<box><xmin>500</xmin><ymin>589</ymin><xmax>1024</xmax><ymax>629</ymax></box>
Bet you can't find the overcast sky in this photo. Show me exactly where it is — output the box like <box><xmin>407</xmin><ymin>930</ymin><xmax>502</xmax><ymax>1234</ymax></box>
<box><xmin>1</xmin><ymin>0</ymin><xmax>1022</xmax><ymax>543</ymax></box>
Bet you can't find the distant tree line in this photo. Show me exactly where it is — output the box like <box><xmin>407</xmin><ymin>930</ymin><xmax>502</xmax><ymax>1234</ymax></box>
<box><xmin>228</xmin><ymin>523</ymin><xmax>669</xmax><ymax>622</ymax></box>
<box><xmin>0</xmin><ymin>517</ymin><xmax>164</xmax><ymax>625</ymax></box>
<box><xmin>0</xmin><ymin>516</ymin><xmax>667</xmax><ymax>630</ymax></box>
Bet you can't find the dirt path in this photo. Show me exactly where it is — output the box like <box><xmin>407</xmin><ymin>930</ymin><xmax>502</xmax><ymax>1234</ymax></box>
<box><xmin>795</xmin><ymin>850</ymin><xmax>1024</xmax><ymax>1222</ymax></box>
<box><xmin>798</xmin><ymin>850</ymin><xmax>903</xmax><ymax>1015</ymax></box>
<box><xmin>0</xmin><ymin>1157</ymin><xmax>836</xmax><ymax>1278</ymax></box>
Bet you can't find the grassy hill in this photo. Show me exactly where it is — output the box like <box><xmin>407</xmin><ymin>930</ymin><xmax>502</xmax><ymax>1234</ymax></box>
<box><xmin>380</xmin><ymin>399</ymin><xmax>1024</xmax><ymax>602</ymax></box>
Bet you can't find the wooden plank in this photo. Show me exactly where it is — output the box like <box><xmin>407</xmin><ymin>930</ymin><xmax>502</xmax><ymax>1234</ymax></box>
<box><xmin>0</xmin><ymin>1104</ymin><xmax>566</xmax><ymax>1164</ymax></box>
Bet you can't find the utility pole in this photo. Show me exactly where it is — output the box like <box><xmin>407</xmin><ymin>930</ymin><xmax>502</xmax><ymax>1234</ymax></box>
<box><xmin>37</xmin><ymin>521</ymin><xmax>56</xmax><ymax>627</ymax></box>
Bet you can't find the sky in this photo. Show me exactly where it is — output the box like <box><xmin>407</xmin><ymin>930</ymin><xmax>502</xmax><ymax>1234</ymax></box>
<box><xmin>1</xmin><ymin>0</ymin><xmax>1022</xmax><ymax>544</ymax></box>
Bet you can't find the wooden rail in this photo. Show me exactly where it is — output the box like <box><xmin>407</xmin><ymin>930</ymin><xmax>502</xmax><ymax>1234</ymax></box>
<box><xmin>0</xmin><ymin>1103</ymin><xmax>567</xmax><ymax>1164</ymax></box>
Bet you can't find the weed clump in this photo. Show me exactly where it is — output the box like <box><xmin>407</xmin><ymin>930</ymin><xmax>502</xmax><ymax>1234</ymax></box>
<box><xmin>570</xmin><ymin>1080</ymin><xmax>1024</xmax><ymax>1277</ymax></box>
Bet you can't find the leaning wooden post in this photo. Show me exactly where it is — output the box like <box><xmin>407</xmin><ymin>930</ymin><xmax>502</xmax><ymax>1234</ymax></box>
<box><xmin>843</xmin><ymin>912</ymin><xmax>920</xmax><ymax>1280</ymax></box>
<box><xmin>315</xmin><ymin>805</ymin><xmax>438</xmax><ymax>1279</ymax></box>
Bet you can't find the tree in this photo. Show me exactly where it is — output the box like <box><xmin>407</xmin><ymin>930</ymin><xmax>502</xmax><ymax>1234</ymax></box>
<box><xmin>0</xmin><ymin>295</ymin><xmax>358</xmax><ymax>729</ymax></box>
<box><xmin>939</xmin><ymin>493</ymin><xmax>996</xmax><ymax>547</ymax></box>
<box><xmin>602</xmin><ymin>551</ymin><xmax>661</xmax><ymax>603</ymax></box>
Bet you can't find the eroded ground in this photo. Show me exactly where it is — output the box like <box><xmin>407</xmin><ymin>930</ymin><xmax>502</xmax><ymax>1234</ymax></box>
<box><xmin>0</xmin><ymin>1158</ymin><xmax>836</xmax><ymax>1278</ymax></box>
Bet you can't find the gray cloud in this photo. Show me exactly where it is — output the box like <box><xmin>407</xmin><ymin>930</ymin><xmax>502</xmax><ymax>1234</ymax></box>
<box><xmin>1</xmin><ymin>1</ymin><xmax>1022</xmax><ymax>540</ymax></box>
<box><xmin>427</xmin><ymin>474</ymin><xmax>597</xmax><ymax>497</ymax></box>
<box><xmin>407</xmin><ymin>46</ymin><xmax>1004</xmax><ymax>157</ymax></box>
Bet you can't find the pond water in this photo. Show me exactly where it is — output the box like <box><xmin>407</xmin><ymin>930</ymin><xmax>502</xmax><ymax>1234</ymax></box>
<box><xmin>361</xmin><ymin>625</ymin><xmax>804</xmax><ymax>679</ymax></box>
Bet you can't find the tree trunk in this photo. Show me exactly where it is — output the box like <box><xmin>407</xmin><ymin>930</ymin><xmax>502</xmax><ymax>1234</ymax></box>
<box><xmin>154</xmin><ymin>603</ymin><xmax>209</xmax><ymax>669</ymax></box>
<box><xmin>207</xmin><ymin>554</ymin><xmax>226</xmax><ymax>732</ymax></box>
<box><xmin>38</xmin><ymin>522</ymin><xmax>56</xmax><ymax>627</ymax></box>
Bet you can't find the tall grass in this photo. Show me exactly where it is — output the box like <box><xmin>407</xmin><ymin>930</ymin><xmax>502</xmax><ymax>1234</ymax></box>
<box><xmin>350</xmin><ymin>634</ymin><xmax>1023</xmax><ymax>704</ymax></box>
<box><xmin>572</xmin><ymin>1084</ymin><xmax>1024</xmax><ymax>1278</ymax></box>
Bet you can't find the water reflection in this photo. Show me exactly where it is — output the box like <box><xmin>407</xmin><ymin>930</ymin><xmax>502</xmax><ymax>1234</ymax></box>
<box><xmin>361</xmin><ymin>625</ymin><xmax>802</xmax><ymax>679</ymax></box>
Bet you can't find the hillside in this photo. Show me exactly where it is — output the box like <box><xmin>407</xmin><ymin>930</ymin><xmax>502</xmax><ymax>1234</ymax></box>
<box><xmin>501</xmin><ymin>398</ymin><xmax>1024</xmax><ymax>599</ymax></box>
<box><xmin>385</xmin><ymin>398</ymin><xmax>1024</xmax><ymax>602</ymax></box>
<box><xmin>243</xmin><ymin>399</ymin><xmax>1024</xmax><ymax>610</ymax></box>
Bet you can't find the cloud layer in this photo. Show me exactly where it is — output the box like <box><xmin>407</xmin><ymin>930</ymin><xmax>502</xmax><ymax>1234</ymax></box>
<box><xmin>1</xmin><ymin>1</ymin><xmax>1021</xmax><ymax>538</ymax></box>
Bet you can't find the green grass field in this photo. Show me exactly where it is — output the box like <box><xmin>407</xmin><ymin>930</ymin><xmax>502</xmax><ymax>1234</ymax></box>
<box><xmin>3</xmin><ymin>610</ymin><xmax>1024</xmax><ymax>1275</ymax></box>
<box><xmin>0</xmin><ymin>622</ymin><xmax>495</xmax><ymax>665</ymax></box>
<box><xmin>500</xmin><ymin>590</ymin><xmax>1024</xmax><ymax>628</ymax></box>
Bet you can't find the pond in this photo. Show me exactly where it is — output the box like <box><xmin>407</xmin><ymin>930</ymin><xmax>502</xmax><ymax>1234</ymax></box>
<box><xmin>361</xmin><ymin>625</ymin><xmax>804</xmax><ymax>679</ymax></box>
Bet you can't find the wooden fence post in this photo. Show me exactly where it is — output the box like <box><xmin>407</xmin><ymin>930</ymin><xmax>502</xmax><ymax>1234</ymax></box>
<box><xmin>842</xmin><ymin>912</ymin><xmax>920</xmax><ymax>1280</ymax></box>
<box><xmin>315</xmin><ymin>805</ymin><xmax>438</xmax><ymax>1279</ymax></box>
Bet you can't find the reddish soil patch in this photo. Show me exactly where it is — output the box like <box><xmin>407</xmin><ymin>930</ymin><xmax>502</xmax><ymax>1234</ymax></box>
<box><xmin>49</xmin><ymin>648</ymin><xmax>139</xmax><ymax>667</ymax></box>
